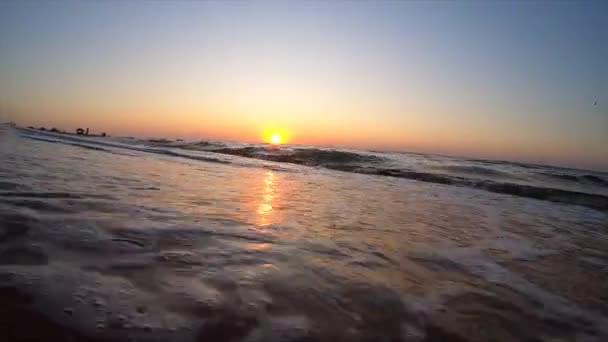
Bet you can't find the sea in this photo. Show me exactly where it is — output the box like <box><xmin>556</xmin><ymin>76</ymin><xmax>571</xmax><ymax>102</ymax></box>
<box><xmin>1</xmin><ymin>123</ymin><xmax>607</xmax><ymax>342</ymax></box>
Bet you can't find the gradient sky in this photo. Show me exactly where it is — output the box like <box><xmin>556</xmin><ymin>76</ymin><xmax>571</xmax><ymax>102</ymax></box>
<box><xmin>1</xmin><ymin>1</ymin><xmax>606</xmax><ymax>170</ymax></box>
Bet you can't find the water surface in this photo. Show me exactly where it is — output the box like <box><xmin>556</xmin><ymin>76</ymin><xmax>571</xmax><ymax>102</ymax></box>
<box><xmin>1</xmin><ymin>125</ymin><xmax>607</xmax><ymax>341</ymax></box>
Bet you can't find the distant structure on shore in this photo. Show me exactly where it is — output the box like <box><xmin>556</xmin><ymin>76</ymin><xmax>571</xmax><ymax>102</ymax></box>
<box><xmin>76</xmin><ymin>128</ymin><xmax>90</xmax><ymax>135</ymax></box>
<box><xmin>23</xmin><ymin>124</ymin><xmax>108</xmax><ymax>137</ymax></box>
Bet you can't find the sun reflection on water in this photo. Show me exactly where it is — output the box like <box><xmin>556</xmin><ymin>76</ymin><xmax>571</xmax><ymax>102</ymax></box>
<box><xmin>257</xmin><ymin>171</ymin><xmax>276</xmax><ymax>226</ymax></box>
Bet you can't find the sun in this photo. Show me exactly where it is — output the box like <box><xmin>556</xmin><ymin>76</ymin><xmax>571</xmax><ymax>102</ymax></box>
<box><xmin>269</xmin><ymin>133</ymin><xmax>282</xmax><ymax>145</ymax></box>
<box><xmin>262</xmin><ymin>127</ymin><xmax>289</xmax><ymax>145</ymax></box>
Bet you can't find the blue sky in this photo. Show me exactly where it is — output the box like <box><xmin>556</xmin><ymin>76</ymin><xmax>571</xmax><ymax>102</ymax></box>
<box><xmin>1</xmin><ymin>1</ymin><xmax>606</xmax><ymax>169</ymax></box>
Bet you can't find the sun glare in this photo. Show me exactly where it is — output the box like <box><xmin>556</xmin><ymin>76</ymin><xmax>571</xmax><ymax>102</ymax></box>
<box><xmin>262</xmin><ymin>127</ymin><xmax>290</xmax><ymax>145</ymax></box>
<box><xmin>270</xmin><ymin>133</ymin><xmax>282</xmax><ymax>145</ymax></box>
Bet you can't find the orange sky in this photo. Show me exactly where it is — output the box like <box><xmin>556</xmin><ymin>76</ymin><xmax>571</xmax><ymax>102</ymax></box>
<box><xmin>1</xmin><ymin>2</ymin><xmax>606</xmax><ymax>170</ymax></box>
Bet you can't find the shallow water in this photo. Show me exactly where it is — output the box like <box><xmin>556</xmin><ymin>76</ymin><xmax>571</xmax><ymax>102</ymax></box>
<box><xmin>1</xmin><ymin>125</ymin><xmax>607</xmax><ymax>341</ymax></box>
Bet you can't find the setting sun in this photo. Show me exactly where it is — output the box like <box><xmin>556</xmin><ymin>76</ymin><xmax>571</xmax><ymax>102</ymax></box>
<box><xmin>262</xmin><ymin>127</ymin><xmax>290</xmax><ymax>145</ymax></box>
<box><xmin>270</xmin><ymin>133</ymin><xmax>282</xmax><ymax>145</ymax></box>
<box><xmin>1</xmin><ymin>2</ymin><xmax>606</xmax><ymax>341</ymax></box>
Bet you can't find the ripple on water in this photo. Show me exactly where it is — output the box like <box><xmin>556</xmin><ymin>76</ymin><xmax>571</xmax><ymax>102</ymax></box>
<box><xmin>1</xmin><ymin>126</ymin><xmax>607</xmax><ymax>341</ymax></box>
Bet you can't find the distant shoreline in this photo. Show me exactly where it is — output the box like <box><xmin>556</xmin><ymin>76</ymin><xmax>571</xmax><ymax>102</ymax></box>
<box><xmin>22</xmin><ymin>125</ymin><xmax>109</xmax><ymax>138</ymax></box>
<box><xmin>7</xmin><ymin>122</ymin><xmax>606</xmax><ymax>174</ymax></box>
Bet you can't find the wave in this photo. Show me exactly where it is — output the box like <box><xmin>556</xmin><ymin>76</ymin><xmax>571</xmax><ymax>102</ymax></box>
<box><xmin>190</xmin><ymin>145</ymin><xmax>608</xmax><ymax>210</ymax></box>
<box><xmin>19</xmin><ymin>129</ymin><xmax>233</xmax><ymax>166</ymax></box>
<box><xmin>324</xmin><ymin>165</ymin><xmax>608</xmax><ymax>211</ymax></box>
<box><xmin>465</xmin><ymin>158</ymin><xmax>546</xmax><ymax>170</ymax></box>
<box><xmin>327</xmin><ymin>165</ymin><xmax>457</xmax><ymax>184</ymax></box>
<box><xmin>141</xmin><ymin>148</ymin><xmax>232</xmax><ymax>165</ymax></box>
<box><xmin>540</xmin><ymin>172</ymin><xmax>608</xmax><ymax>186</ymax></box>
<box><xmin>474</xmin><ymin>181</ymin><xmax>608</xmax><ymax>211</ymax></box>
<box><xmin>204</xmin><ymin>146</ymin><xmax>384</xmax><ymax>166</ymax></box>
<box><xmin>437</xmin><ymin>165</ymin><xmax>511</xmax><ymax>177</ymax></box>
<box><xmin>146</xmin><ymin>138</ymin><xmax>173</xmax><ymax>144</ymax></box>
<box><xmin>180</xmin><ymin>142</ymin><xmax>608</xmax><ymax>212</ymax></box>
<box><xmin>28</xmin><ymin>136</ymin><xmax>110</xmax><ymax>152</ymax></box>
<box><xmin>582</xmin><ymin>174</ymin><xmax>608</xmax><ymax>185</ymax></box>
<box><xmin>16</xmin><ymin>127</ymin><xmax>608</xmax><ymax>211</ymax></box>
<box><xmin>146</xmin><ymin>138</ymin><xmax>225</xmax><ymax>150</ymax></box>
<box><xmin>177</xmin><ymin>141</ymin><xmax>224</xmax><ymax>150</ymax></box>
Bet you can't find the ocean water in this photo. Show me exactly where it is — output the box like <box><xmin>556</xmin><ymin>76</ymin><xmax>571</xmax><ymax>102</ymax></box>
<box><xmin>1</xmin><ymin>124</ymin><xmax>607</xmax><ymax>342</ymax></box>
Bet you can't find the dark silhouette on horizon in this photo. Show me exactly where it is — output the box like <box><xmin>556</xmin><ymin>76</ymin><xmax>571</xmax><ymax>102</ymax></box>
<box><xmin>76</xmin><ymin>128</ymin><xmax>90</xmax><ymax>136</ymax></box>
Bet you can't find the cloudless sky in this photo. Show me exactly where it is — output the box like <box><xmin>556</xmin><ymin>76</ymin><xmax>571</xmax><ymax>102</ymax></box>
<box><xmin>0</xmin><ymin>1</ymin><xmax>606</xmax><ymax>170</ymax></box>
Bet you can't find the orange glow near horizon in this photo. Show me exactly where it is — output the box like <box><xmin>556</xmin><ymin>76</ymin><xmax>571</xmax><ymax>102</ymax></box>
<box><xmin>262</xmin><ymin>127</ymin><xmax>290</xmax><ymax>145</ymax></box>
<box><xmin>1</xmin><ymin>2</ymin><xmax>607</xmax><ymax>171</ymax></box>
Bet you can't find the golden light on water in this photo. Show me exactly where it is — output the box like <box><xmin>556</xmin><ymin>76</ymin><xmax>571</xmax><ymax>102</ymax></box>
<box><xmin>257</xmin><ymin>171</ymin><xmax>276</xmax><ymax>226</ymax></box>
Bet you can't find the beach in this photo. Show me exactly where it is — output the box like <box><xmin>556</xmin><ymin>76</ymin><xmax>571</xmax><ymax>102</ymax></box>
<box><xmin>1</xmin><ymin>124</ymin><xmax>607</xmax><ymax>342</ymax></box>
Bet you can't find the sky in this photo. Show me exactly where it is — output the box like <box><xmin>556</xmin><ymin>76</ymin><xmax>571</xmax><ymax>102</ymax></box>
<box><xmin>0</xmin><ymin>1</ymin><xmax>606</xmax><ymax>170</ymax></box>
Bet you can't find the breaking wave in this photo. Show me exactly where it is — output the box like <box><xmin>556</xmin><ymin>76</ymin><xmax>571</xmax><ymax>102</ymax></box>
<box><xmin>172</xmin><ymin>145</ymin><xmax>608</xmax><ymax>211</ymax></box>
<box><xmin>15</xmin><ymin>126</ymin><xmax>608</xmax><ymax>212</ymax></box>
<box><xmin>540</xmin><ymin>172</ymin><xmax>608</xmax><ymax>186</ymax></box>
<box><xmin>437</xmin><ymin>165</ymin><xmax>511</xmax><ymax>178</ymax></box>
<box><xmin>324</xmin><ymin>165</ymin><xmax>608</xmax><ymax>212</ymax></box>
<box><xmin>206</xmin><ymin>146</ymin><xmax>384</xmax><ymax>166</ymax></box>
